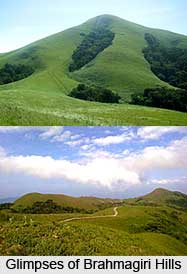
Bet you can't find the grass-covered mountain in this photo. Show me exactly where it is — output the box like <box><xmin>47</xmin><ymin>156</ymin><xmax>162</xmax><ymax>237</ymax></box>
<box><xmin>125</xmin><ymin>188</ymin><xmax>187</xmax><ymax>210</ymax></box>
<box><xmin>0</xmin><ymin>14</ymin><xmax>187</xmax><ymax>125</ymax></box>
<box><xmin>13</xmin><ymin>192</ymin><xmax>121</xmax><ymax>212</ymax></box>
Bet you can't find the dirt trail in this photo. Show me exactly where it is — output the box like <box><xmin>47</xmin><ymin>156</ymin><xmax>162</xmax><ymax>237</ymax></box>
<box><xmin>60</xmin><ymin>207</ymin><xmax>119</xmax><ymax>224</ymax></box>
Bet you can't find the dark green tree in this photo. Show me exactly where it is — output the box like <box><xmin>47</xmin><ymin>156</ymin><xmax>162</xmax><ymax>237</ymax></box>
<box><xmin>0</xmin><ymin>63</ymin><xmax>34</xmax><ymax>85</ymax></box>
<box><xmin>143</xmin><ymin>33</ymin><xmax>187</xmax><ymax>89</ymax></box>
<box><xmin>69</xmin><ymin>28</ymin><xmax>115</xmax><ymax>71</ymax></box>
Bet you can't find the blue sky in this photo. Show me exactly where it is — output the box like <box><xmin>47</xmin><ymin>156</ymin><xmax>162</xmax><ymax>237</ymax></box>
<box><xmin>0</xmin><ymin>0</ymin><xmax>187</xmax><ymax>52</ymax></box>
<box><xmin>0</xmin><ymin>126</ymin><xmax>187</xmax><ymax>199</ymax></box>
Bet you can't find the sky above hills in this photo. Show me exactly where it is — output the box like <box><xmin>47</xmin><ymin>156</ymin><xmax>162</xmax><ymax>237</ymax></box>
<box><xmin>0</xmin><ymin>0</ymin><xmax>186</xmax><ymax>52</ymax></box>
<box><xmin>0</xmin><ymin>126</ymin><xmax>187</xmax><ymax>199</ymax></box>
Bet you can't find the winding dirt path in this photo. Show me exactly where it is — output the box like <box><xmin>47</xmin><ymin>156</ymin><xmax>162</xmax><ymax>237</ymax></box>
<box><xmin>60</xmin><ymin>207</ymin><xmax>119</xmax><ymax>224</ymax></box>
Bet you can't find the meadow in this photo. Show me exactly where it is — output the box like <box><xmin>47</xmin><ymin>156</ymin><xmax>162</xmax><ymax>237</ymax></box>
<box><xmin>1</xmin><ymin>204</ymin><xmax>187</xmax><ymax>256</ymax></box>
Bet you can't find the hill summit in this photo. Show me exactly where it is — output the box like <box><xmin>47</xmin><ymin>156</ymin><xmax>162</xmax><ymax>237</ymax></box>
<box><xmin>125</xmin><ymin>188</ymin><xmax>187</xmax><ymax>210</ymax></box>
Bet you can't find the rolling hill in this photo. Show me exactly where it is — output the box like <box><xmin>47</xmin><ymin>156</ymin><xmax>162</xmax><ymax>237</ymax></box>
<box><xmin>0</xmin><ymin>14</ymin><xmax>187</xmax><ymax>125</ymax></box>
<box><xmin>13</xmin><ymin>192</ymin><xmax>121</xmax><ymax>211</ymax></box>
<box><xmin>124</xmin><ymin>188</ymin><xmax>187</xmax><ymax>210</ymax></box>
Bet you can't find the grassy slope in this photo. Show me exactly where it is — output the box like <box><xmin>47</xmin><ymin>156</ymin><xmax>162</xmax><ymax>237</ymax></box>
<box><xmin>13</xmin><ymin>192</ymin><xmax>120</xmax><ymax>210</ymax></box>
<box><xmin>0</xmin><ymin>15</ymin><xmax>187</xmax><ymax>125</ymax></box>
<box><xmin>1</xmin><ymin>204</ymin><xmax>187</xmax><ymax>255</ymax></box>
<box><xmin>71</xmin><ymin>205</ymin><xmax>187</xmax><ymax>255</ymax></box>
<box><xmin>71</xmin><ymin>15</ymin><xmax>173</xmax><ymax>97</ymax></box>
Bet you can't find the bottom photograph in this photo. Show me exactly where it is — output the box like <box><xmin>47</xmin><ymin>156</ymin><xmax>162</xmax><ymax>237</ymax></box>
<box><xmin>0</xmin><ymin>126</ymin><xmax>187</xmax><ymax>256</ymax></box>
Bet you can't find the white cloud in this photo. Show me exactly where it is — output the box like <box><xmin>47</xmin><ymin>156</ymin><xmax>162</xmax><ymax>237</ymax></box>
<box><xmin>81</xmin><ymin>144</ymin><xmax>92</xmax><ymax>151</ymax></box>
<box><xmin>0</xmin><ymin>127</ymin><xmax>37</xmax><ymax>133</ymax></box>
<box><xmin>0</xmin><ymin>126</ymin><xmax>74</xmax><ymax>144</ymax></box>
<box><xmin>0</xmin><ymin>137</ymin><xmax>186</xmax><ymax>190</ymax></box>
<box><xmin>39</xmin><ymin>127</ymin><xmax>64</xmax><ymax>140</ymax></box>
<box><xmin>0</xmin><ymin>154</ymin><xmax>140</xmax><ymax>188</ymax></box>
<box><xmin>93</xmin><ymin>132</ymin><xmax>133</xmax><ymax>146</ymax></box>
<box><xmin>0</xmin><ymin>127</ymin><xmax>21</xmax><ymax>133</ymax></box>
<box><xmin>39</xmin><ymin>128</ymin><xmax>83</xmax><ymax>145</ymax></box>
<box><xmin>52</xmin><ymin>130</ymin><xmax>72</xmax><ymax>142</ymax></box>
<box><xmin>0</xmin><ymin>126</ymin><xmax>64</xmax><ymax>137</ymax></box>
<box><xmin>70</xmin><ymin>134</ymin><xmax>81</xmax><ymax>140</ymax></box>
<box><xmin>65</xmin><ymin>139</ymin><xmax>83</xmax><ymax>147</ymax></box>
<box><xmin>39</xmin><ymin>127</ymin><xmax>81</xmax><ymax>144</ymax></box>
<box><xmin>137</xmin><ymin>126</ymin><xmax>187</xmax><ymax>140</ymax></box>
<box><xmin>122</xmin><ymin>149</ymin><xmax>130</xmax><ymax>156</ymax></box>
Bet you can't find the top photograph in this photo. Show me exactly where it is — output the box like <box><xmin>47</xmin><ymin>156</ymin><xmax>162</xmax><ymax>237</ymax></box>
<box><xmin>0</xmin><ymin>0</ymin><xmax>187</xmax><ymax>126</ymax></box>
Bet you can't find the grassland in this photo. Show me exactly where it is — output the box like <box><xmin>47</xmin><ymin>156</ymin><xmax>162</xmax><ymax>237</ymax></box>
<box><xmin>1</xmin><ymin>205</ymin><xmax>187</xmax><ymax>255</ymax></box>
<box><xmin>1</xmin><ymin>189</ymin><xmax>187</xmax><ymax>256</ymax></box>
<box><xmin>0</xmin><ymin>15</ymin><xmax>187</xmax><ymax>125</ymax></box>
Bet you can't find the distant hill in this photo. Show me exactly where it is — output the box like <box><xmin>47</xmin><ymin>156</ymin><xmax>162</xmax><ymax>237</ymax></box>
<box><xmin>13</xmin><ymin>188</ymin><xmax>187</xmax><ymax>212</ymax></box>
<box><xmin>13</xmin><ymin>192</ymin><xmax>122</xmax><ymax>211</ymax></box>
<box><xmin>0</xmin><ymin>14</ymin><xmax>187</xmax><ymax>125</ymax></box>
<box><xmin>125</xmin><ymin>188</ymin><xmax>187</xmax><ymax>210</ymax></box>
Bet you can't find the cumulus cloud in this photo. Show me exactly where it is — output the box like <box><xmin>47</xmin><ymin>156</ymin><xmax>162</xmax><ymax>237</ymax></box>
<box><xmin>123</xmin><ymin>138</ymin><xmax>187</xmax><ymax>173</ymax></box>
<box><xmin>137</xmin><ymin>126</ymin><xmax>187</xmax><ymax>140</ymax></box>
<box><xmin>0</xmin><ymin>137</ymin><xmax>186</xmax><ymax>190</ymax></box>
<box><xmin>0</xmin><ymin>154</ymin><xmax>140</xmax><ymax>188</ymax></box>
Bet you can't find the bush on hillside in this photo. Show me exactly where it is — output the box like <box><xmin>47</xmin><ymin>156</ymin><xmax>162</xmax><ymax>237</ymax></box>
<box><xmin>69</xmin><ymin>84</ymin><xmax>121</xmax><ymax>103</ymax></box>
<box><xmin>131</xmin><ymin>87</ymin><xmax>187</xmax><ymax>112</ymax></box>
<box><xmin>15</xmin><ymin>200</ymin><xmax>95</xmax><ymax>214</ymax></box>
<box><xmin>0</xmin><ymin>63</ymin><xmax>34</xmax><ymax>85</ymax></box>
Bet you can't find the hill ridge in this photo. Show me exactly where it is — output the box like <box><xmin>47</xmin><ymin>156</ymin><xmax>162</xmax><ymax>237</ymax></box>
<box><xmin>13</xmin><ymin>192</ymin><xmax>122</xmax><ymax>211</ymax></box>
<box><xmin>12</xmin><ymin>188</ymin><xmax>187</xmax><ymax>209</ymax></box>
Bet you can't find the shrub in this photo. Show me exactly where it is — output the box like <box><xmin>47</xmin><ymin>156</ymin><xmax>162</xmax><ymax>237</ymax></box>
<box><xmin>69</xmin><ymin>84</ymin><xmax>121</xmax><ymax>103</ymax></box>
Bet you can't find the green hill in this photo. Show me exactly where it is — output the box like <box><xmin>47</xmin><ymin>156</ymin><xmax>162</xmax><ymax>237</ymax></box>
<box><xmin>0</xmin><ymin>14</ymin><xmax>187</xmax><ymax>125</ymax></box>
<box><xmin>13</xmin><ymin>192</ymin><xmax>121</xmax><ymax>211</ymax></box>
<box><xmin>124</xmin><ymin>188</ymin><xmax>187</xmax><ymax>210</ymax></box>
